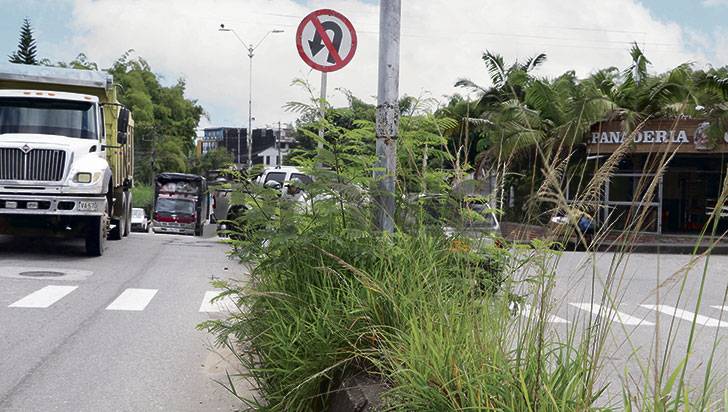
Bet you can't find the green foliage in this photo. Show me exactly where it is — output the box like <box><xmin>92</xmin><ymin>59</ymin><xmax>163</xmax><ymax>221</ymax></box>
<box><xmin>285</xmin><ymin>79</ymin><xmax>456</xmax><ymax>192</ymax></box>
<box><xmin>51</xmin><ymin>53</ymin><xmax>98</xmax><ymax>70</ymax></box>
<box><xmin>453</xmin><ymin>46</ymin><xmax>728</xmax><ymax>172</ymax></box>
<box><xmin>192</xmin><ymin>147</ymin><xmax>234</xmax><ymax>176</ymax></box>
<box><xmin>9</xmin><ymin>18</ymin><xmax>39</xmax><ymax>65</ymax></box>
<box><xmin>131</xmin><ymin>184</ymin><xmax>154</xmax><ymax>215</ymax></box>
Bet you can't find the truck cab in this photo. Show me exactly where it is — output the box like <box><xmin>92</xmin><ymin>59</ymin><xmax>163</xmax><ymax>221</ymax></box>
<box><xmin>0</xmin><ymin>90</ymin><xmax>110</xmax><ymax>202</ymax></box>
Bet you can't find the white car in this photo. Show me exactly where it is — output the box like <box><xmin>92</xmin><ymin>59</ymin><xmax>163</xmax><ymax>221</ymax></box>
<box><xmin>257</xmin><ymin>166</ymin><xmax>312</xmax><ymax>192</ymax></box>
<box><xmin>130</xmin><ymin>208</ymin><xmax>150</xmax><ymax>232</ymax></box>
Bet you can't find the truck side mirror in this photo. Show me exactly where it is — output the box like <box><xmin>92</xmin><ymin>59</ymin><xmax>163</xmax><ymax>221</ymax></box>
<box><xmin>117</xmin><ymin>107</ymin><xmax>130</xmax><ymax>145</ymax></box>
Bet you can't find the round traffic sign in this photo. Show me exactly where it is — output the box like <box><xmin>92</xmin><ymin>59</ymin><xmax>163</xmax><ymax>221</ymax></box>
<box><xmin>296</xmin><ymin>9</ymin><xmax>357</xmax><ymax>72</ymax></box>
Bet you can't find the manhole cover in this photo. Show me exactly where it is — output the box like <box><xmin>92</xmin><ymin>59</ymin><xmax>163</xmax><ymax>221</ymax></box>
<box><xmin>19</xmin><ymin>271</ymin><xmax>66</xmax><ymax>278</ymax></box>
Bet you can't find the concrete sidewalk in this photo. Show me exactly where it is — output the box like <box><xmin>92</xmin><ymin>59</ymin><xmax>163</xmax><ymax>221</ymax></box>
<box><xmin>500</xmin><ymin>221</ymin><xmax>728</xmax><ymax>254</ymax></box>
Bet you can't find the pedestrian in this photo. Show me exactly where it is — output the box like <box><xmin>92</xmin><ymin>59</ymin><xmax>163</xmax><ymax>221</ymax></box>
<box><xmin>577</xmin><ymin>213</ymin><xmax>595</xmax><ymax>245</ymax></box>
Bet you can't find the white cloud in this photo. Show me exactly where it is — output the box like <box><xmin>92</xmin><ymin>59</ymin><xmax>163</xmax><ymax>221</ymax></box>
<box><xmin>63</xmin><ymin>0</ymin><xmax>708</xmax><ymax>128</ymax></box>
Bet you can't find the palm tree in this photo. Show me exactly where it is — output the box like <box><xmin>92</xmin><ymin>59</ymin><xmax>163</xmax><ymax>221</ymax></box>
<box><xmin>456</xmin><ymin>51</ymin><xmax>547</xmax><ymax>108</ymax></box>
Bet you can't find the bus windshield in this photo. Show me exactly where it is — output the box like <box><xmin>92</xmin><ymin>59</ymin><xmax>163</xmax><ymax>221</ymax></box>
<box><xmin>0</xmin><ymin>97</ymin><xmax>98</xmax><ymax>139</ymax></box>
<box><xmin>155</xmin><ymin>198</ymin><xmax>195</xmax><ymax>215</ymax></box>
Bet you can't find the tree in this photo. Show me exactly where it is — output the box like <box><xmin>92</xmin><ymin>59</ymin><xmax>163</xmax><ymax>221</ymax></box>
<box><xmin>9</xmin><ymin>18</ymin><xmax>39</xmax><ymax>65</ymax></box>
<box><xmin>107</xmin><ymin>51</ymin><xmax>204</xmax><ymax>183</ymax></box>
<box><xmin>193</xmin><ymin>147</ymin><xmax>234</xmax><ymax>175</ymax></box>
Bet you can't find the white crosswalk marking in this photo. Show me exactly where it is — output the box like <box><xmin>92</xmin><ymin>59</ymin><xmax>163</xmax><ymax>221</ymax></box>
<box><xmin>570</xmin><ymin>303</ymin><xmax>654</xmax><ymax>326</ymax></box>
<box><xmin>642</xmin><ymin>305</ymin><xmax>728</xmax><ymax>327</ymax></box>
<box><xmin>106</xmin><ymin>288</ymin><xmax>158</xmax><ymax>311</ymax></box>
<box><xmin>8</xmin><ymin>285</ymin><xmax>78</xmax><ymax>308</ymax></box>
<box><xmin>199</xmin><ymin>291</ymin><xmax>237</xmax><ymax>313</ymax></box>
<box><xmin>520</xmin><ymin>304</ymin><xmax>570</xmax><ymax>324</ymax></box>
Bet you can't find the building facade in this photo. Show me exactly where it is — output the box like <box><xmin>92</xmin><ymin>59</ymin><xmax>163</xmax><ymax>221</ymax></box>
<box><xmin>202</xmin><ymin>126</ymin><xmax>296</xmax><ymax>166</ymax></box>
<box><xmin>574</xmin><ymin>118</ymin><xmax>728</xmax><ymax>234</ymax></box>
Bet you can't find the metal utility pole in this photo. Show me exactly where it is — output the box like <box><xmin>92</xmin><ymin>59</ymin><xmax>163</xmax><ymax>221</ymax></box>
<box><xmin>219</xmin><ymin>25</ymin><xmax>283</xmax><ymax>171</ymax></box>
<box><xmin>247</xmin><ymin>48</ymin><xmax>253</xmax><ymax>170</ymax></box>
<box><xmin>277</xmin><ymin>121</ymin><xmax>282</xmax><ymax>167</ymax></box>
<box><xmin>236</xmin><ymin>127</ymin><xmax>241</xmax><ymax>164</ymax></box>
<box><xmin>374</xmin><ymin>0</ymin><xmax>401</xmax><ymax>233</ymax></box>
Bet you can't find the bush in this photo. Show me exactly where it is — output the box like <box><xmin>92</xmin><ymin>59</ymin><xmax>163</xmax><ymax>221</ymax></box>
<box><xmin>131</xmin><ymin>184</ymin><xmax>154</xmax><ymax>214</ymax></box>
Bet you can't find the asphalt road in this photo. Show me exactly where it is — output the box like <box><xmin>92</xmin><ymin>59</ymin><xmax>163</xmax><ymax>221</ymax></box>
<box><xmin>542</xmin><ymin>251</ymin><xmax>728</xmax><ymax>403</ymax></box>
<box><xmin>0</xmin><ymin>231</ymin><xmax>248</xmax><ymax>412</ymax></box>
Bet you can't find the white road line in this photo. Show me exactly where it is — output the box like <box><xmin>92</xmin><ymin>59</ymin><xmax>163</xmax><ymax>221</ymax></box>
<box><xmin>520</xmin><ymin>304</ymin><xmax>570</xmax><ymax>324</ymax></box>
<box><xmin>642</xmin><ymin>305</ymin><xmax>728</xmax><ymax>328</ymax></box>
<box><xmin>9</xmin><ymin>285</ymin><xmax>78</xmax><ymax>308</ymax></box>
<box><xmin>199</xmin><ymin>291</ymin><xmax>237</xmax><ymax>313</ymax></box>
<box><xmin>106</xmin><ymin>288</ymin><xmax>158</xmax><ymax>311</ymax></box>
<box><xmin>570</xmin><ymin>303</ymin><xmax>654</xmax><ymax>326</ymax></box>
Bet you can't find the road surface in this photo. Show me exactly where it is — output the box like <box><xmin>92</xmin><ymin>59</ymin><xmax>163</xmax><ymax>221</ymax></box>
<box><xmin>541</xmin><ymin>251</ymin><xmax>728</xmax><ymax>403</ymax></box>
<box><xmin>4</xmin><ymin>231</ymin><xmax>727</xmax><ymax>409</ymax></box>
<box><xmin>0</xmin><ymin>232</ymin><xmax>248</xmax><ymax>411</ymax></box>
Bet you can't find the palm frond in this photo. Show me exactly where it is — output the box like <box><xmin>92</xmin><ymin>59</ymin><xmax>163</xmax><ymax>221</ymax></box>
<box><xmin>284</xmin><ymin>101</ymin><xmax>316</xmax><ymax>114</ymax></box>
<box><xmin>628</xmin><ymin>42</ymin><xmax>651</xmax><ymax>84</ymax></box>
<box><xmin>702</xmin><ymin>74</ymin><xmax>728</xmax><ymax>99</ymax></box>
<box><xmin>522</xmin><ymin>53</ymin><xmax>547</xmax><ymax>72</ymax></box>
<box><xmin>455</xmin><ymin>78</ymin><xmax>488</xmax><ymax>94</ymax></box>
<box><xmin>482</xmin><ymin>51</ymin><xmax>507</xmax><ymax>88</ymax></box>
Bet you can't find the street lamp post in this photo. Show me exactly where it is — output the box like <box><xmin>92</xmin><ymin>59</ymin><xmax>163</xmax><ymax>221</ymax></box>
<box><xmin>219</xmin><ymin>24</ymin><xmax>283</xmax><ymax>171</ymax></box>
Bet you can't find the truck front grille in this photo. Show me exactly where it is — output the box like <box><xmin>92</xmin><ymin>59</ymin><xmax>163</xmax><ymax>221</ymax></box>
<box><xmin>0</xmin><ymin>148</ymin><xmax>67</xmax><ymax>182</ymax></box>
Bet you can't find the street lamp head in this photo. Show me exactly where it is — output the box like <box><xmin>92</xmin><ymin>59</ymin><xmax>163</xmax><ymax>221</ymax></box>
<box><xmin>272</xmin><ymin>29</ymin><xmax>284</xmax><ymax>33</ymax></box>
<box><xmin>219</xmin><ymin>24</ymin><xmax>230</xmax><ymax>31</ymax></box>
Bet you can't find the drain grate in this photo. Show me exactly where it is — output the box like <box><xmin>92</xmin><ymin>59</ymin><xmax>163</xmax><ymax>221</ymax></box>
<box><xmin>19</xmin><ymin>271</ymin><xmax>66</xmax><ymax>278</ymax></box>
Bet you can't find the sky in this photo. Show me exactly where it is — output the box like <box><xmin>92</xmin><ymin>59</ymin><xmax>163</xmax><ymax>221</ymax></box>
<box><xmin>1</xmin><ymin>0</ymin><xmax>727</xmax><ymax>130</ymax></box>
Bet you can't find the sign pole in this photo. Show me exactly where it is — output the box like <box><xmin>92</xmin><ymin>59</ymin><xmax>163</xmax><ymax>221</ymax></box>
<box><xmin>374</xmin><ymin>0</ymin><xmax>400</xmax><ymax>233</ymax></box>
<box><xmin>318</xmin><ymin>71</ymin><xmax>327</xmax><ymax>153</ymax></box>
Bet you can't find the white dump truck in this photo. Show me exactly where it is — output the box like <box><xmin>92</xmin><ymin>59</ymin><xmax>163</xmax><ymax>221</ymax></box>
<box><xmin>0</xmin><ymin>63</ymin><xmax>134</xmax><ymax>256</ymax></box>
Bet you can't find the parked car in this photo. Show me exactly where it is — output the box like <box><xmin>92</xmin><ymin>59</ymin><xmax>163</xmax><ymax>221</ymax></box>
<box><xmin>130</xmin><ymin>208</ymin><xmax>150</xmax><ymax>232</ymax></box>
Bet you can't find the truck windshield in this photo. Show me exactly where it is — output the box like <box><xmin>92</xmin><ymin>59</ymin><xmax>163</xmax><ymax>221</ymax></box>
<box><xmin>0</xmin><ymin>97</ymin><xmax>98</xmax><ymax>139</ymax></box>
<box><xmin>155</xmin><ymin>198</ymin><xmax>195</xmax><ymax>215</ymax></box>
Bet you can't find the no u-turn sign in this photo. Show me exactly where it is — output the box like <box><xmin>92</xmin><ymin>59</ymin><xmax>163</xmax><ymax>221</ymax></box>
<box><xmin>296</xmin><ymin>9</ymin><xmax>357</xmax><ymax>72</ymax></box>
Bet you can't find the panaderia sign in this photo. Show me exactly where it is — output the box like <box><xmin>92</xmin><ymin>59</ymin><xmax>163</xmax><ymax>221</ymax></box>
<box><xmin>587</xmin><ymin>119</ymin><xmax>728</xmax><ymax>154</ymax></box>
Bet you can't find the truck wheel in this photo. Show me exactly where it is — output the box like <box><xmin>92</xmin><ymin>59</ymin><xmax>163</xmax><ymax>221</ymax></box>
<box><xmin>195</xmin><ymin>225</ymin><xmax>203</xmax><ymax>237</ymax></box>
<box><xmin>123</xmin><ymin>192</ymin><xmax>132</xmax><ymax>237</ymax></box>
<box><xmin>85</xmin><ymin>216</ymin><xmax>105</xmax><ymax>257</ymax></box>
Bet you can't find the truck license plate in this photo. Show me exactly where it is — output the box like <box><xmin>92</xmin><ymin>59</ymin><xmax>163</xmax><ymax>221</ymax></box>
<box><xmin>78</xmin><ymin>201</ymin><xmax>98</xmax><ymax>212</ymax></box>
